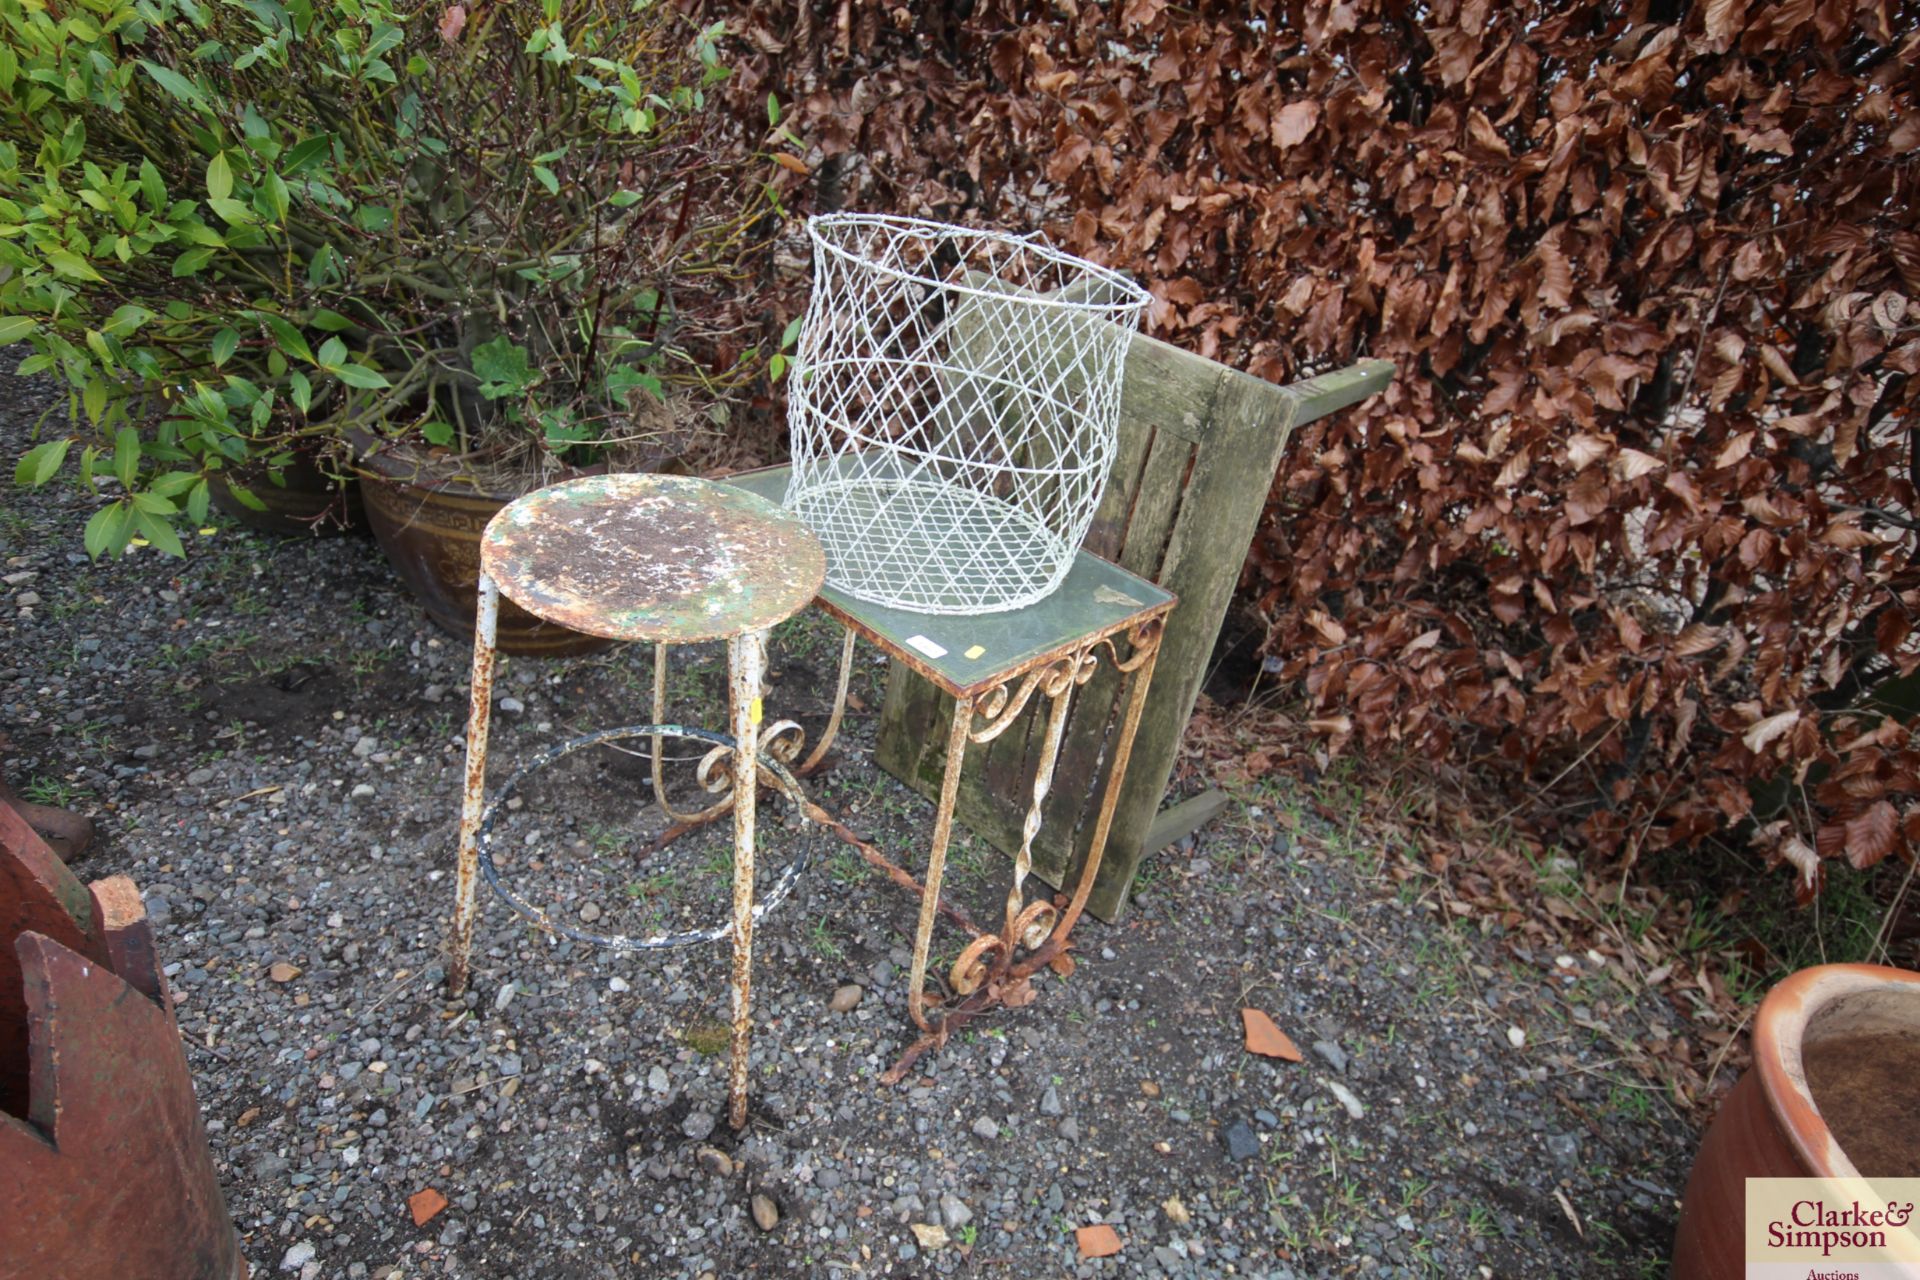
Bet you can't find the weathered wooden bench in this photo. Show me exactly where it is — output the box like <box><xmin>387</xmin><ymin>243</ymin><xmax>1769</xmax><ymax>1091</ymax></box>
<box><xmin>875</xmin><ymin>339</ymin><xmax>1393</xmax><ymax>920</ymax></box>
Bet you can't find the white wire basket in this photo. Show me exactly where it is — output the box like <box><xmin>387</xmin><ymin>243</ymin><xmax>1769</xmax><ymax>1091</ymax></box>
<box><xmin>784</xmin><ymin>214</ymin><xmax>1151</xmax><ymax>614</ymax></box>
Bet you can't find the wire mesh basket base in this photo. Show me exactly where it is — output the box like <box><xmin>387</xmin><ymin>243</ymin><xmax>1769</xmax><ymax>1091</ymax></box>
<box><xmin>785</xmin><ymin>214</ymin><xmax>1149</xmax><ymax>615</ymax></box>
<box><xmin>789</xmin><ymin>469</ymin><xmax>1070</xmax><ymax>614</ymax></box>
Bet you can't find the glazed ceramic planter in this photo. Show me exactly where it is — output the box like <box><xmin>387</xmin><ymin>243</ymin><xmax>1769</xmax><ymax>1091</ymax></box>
<box><xmin>1671</xmin><ymin>963</ymin><xmax>1920</xmax><ymax>1280</ymax></box>
<box><xmin>352</xmin><ymin>435</ymin><xmax>609</xmax><ymax>657</ymax></box>
<box><xmin>208</xmin><ymin>445</ymin><xmax>366</xmax><ymax>537</ymax></box>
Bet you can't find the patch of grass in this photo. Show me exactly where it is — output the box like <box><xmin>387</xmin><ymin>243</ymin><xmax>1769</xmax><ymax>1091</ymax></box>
<box><xmin>806</xmin><ymin>915</ymin><xmax>845</xmax><ymax>964</ymax></box>
<box><xmin>1606</xmin><ymin>1081</ymin><xmax>1655</xmax><ymax>1123</ymax></box>
<box><xmin>823</xmin><ymin>845</ymin><xmax>862</xmax><ymax>885</ymax></box>
<box><xmin>20</xmin><ymin>775</ymin><xmax>84</xmax><ymax>807</ymax></box>
<box><xmin>1654</xmin><ymin>841</ymin><xmax>1901</xmax><ymax>1003</ymax></box>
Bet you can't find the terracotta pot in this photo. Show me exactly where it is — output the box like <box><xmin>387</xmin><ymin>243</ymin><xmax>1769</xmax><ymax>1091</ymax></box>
<box><xmin>209</xmin><ymin>445</ymin><xmax>366</xmax><ymax>537</ymax></box>
<box><xmin>353</xmin><ymin>436</ymin><xmax>610</xmax><ymax>657</ymax></box>
<box><xmin>1</xmin><ymin>802</ymin><xmax>248</xmax><ymax>1279</ymax></box>
<box><xmin>1672</xmin><ymin>962</ymin><xmax>1920</xmax><ymax>1280</ymax></box>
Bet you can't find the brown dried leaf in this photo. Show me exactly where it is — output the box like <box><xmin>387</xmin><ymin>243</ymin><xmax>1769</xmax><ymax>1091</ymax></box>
<box><xmin>1566</xmin><ymin>433</ymin><xmax>1612</xmax><ymax>470</ymax></box>
<box><xmin>1778</xmin><ymin>836</ymin><xmax>1821</xmax><ymax>894</ymax></box>
<box><xmin>1714</xmin><ymin>432</ymin><xmax>1753</xmax><ymax>469</ymax></box>
<box><xmin>1611</xmin><ymin>448</ymin><xmax>1664</xmax><ymax>482</ymax></box>
<box><xmin>1496</xmin><ymin>447</ymin><xmax>1532</xmax><ymax>490</ymax></box>
<box><xmin>1742</xmin><ymin>710</ymin><xmax>1801</xmax><ymax>754</ymax></box>
<box><xmin>1845</xmin><ymin>801</ymin><xmax>1901</xmax><ymax>870</ymax></box>
<box><xmin>1308</xmin><ymin>609</ymin><xmax>1349</xmax><ymax>645</ymax></box>
<box><xmin>1271</xmin><ymin>100</ymin><xmax>1320</xmax><ymax>151</ymax></box>
<box><xmin>1537</xmin><ymin>231</ymin><xmax>1574</xmax><ymax>309</ymax></box>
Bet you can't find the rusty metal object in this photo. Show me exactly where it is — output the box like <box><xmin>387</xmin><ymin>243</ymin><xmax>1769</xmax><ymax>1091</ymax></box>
<box><xmin>355</xmin><ymin>440</ymin><xmax>609</xmax><ymax>656</ymax></box>
<box><xmin>448</xmin><ymin>475</ymin><xmax>824</xmax><ymax>1131</ymax></box>
<box><xmin>649</xmin><ymin>627</ymin><xmax>857</xmax><ymax>835</ymax></box>
<box><xmin>447</xmin><ymin>571</ymin><xmax>501</xmax><ymax>998</ymax></box>
<box><xmin>471</xmin><ymin>725</ymin><xmax>815</xmax><ymax>950</ymax></box>
<box><xmin>1001</xmin><ymin>659</ymin><xmax>1080</xmax><ymax>954</ymax></box>
<box><xmin>907</xmin><ymin>696</ymin><xmax>977</xmax><ymax>1031</ymax></box>
<box><xmin>880</xmin><ymin>617</ymin><xmax>1166</xmax><ymax>1084</ymax></box>
<box><xmin>651</xmin><ymin>644</ymin><xmax>730</xmax><ymax>827</ymax></box>
<box><xmin>789</xmin><ymin>797</ymin><xmax>990</xmax><ymax>940</ymax></box>
<box><xmin>1</xmin><ymin>803</ymin><xmax>247</xmax><ymax>1280</ymax></box>
<box><xmin>481</xmin><ymin>474</ymin><xmax>824</xmax><ymax>645</ymax></box>
<box><xmin>726</xmin><ymin>628</ymin><xmax>766</xmax><ymax>1131</ymax></box>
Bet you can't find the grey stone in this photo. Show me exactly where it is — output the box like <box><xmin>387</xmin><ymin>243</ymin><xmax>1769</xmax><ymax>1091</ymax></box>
<box><xmin>1312</xmin><ymin>1040</ymin><xmax>1349</xmax><ymax>1073</ymax></box>
<box><xmin>941</xmin><ymin>1194</ymin><xmax>972</xmax><ymax>1229</ymax></box>
<box><xmin>1224</xmin><ymin>1119</ymin><xmax>1261</xmax><ymax>1161</ymax></box>
<box><xmin>1323</xmin><ymin>1079</ymin><xmax>1366</xmax><ymax>1120</ymax></box>
<box><xmin>971</xmin><ymin>1116</ymin><xmax>999</xmax><ymax>1141</ymax></box>
<box><xmin>682</xmin><ymin>1110</ymin><xmax>716</xmax><ymax>1141</ymax></box>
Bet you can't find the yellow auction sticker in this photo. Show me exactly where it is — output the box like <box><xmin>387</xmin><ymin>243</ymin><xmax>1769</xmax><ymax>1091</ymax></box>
<box><xmin>1746</xmin><ymin>1178</ymin><xmax>1920</xmax><ymax>1279</ymax></box>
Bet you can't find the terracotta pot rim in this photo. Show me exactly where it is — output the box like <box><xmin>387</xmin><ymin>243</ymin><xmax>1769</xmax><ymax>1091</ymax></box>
<box><xmin>1750</xmin><ymin>961</ymin><xmax>1920</xmax><ymax>1178</ymax></box>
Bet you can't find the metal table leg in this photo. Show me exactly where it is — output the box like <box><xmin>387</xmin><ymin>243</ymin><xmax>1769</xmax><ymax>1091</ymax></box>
<box><xmin>726</xmin><ymin>627</ymin><xmax>767</xmax><ymax>1131</ymax></box>
<box><xmin>448</xmin><ymin>572</ymin><xmax>500</xmax><ymax>997</ymax></box>
<box><xmin>881</xmin><ymin>618</ymin><xmax>1166</xmax><ymax>1083</ymax></box>
<box><xmin>906</xmin><ymin>696</ymin><xmax>975</xmax><ymax>1032</ymax></box>
<box><xmin>1000</xmin><ymin>671</ymin><xmax>1075</xmax><ymax>955</ymax></box>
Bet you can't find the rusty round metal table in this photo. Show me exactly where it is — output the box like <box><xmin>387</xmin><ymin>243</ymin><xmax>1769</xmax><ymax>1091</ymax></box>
<box><xmin>446</xmin><ymin>473</ymin><xmax>825</xmax><ymax>1130</ymax></box>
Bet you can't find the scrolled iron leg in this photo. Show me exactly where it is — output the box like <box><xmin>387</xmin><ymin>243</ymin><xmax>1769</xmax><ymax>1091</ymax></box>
<box><xmin>907</xmin><ymin>695</ymin><xmax>975</xmax><ymax>1032</ymax></box>
<box><xmin>1052</xmin><ymin>626</ymin><xmax>1164</xmax><ymax>947</ymax></box>
<box><xmin>448</xmin><ymin>572</ymin><xmax>500</xmax><ymax>997</ymax></box>
<box><xmin>1003</xmin><ymin>681</ymin><xmax>1073</xmax><ymax>953</ymax></box>
<box><xmin>797</xmin><ymin>625</ymin><xmax>857</xmax><ymax>775</ymax></box>
<box><xmin>726</xmin><ymin>627</ymin><xmax>767</xmax><ymax>1131</ymax></box>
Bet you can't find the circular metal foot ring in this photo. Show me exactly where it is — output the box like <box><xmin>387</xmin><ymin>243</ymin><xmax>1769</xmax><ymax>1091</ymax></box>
<box><xmin>475</xmin><ymin>723</ymin><xmax>813</xmax><ymax>951</ymax></box>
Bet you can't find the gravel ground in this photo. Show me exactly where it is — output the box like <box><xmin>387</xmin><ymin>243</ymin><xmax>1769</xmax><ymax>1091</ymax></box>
<box><xmin>2</xmin><ymin>353</ymin><xmax>1697</xmax><ymax>1278</ymax></box>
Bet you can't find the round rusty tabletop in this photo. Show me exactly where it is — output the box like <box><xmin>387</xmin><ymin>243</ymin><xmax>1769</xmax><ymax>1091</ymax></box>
<box><xmin>481</xmin><ymin>474</ymin><xmax>826</xmax><ymax>644</ymax></box>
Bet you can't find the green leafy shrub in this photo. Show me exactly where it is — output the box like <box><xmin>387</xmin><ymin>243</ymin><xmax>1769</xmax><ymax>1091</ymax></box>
<box><xmin>2</xmin><ymin>0</ymin><xmax>787</xmax><ymax>556</ymax></box>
